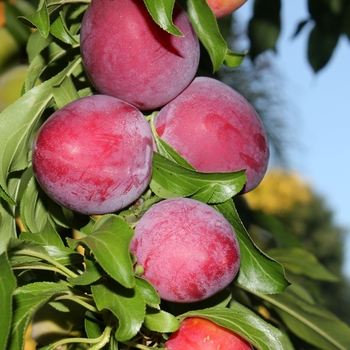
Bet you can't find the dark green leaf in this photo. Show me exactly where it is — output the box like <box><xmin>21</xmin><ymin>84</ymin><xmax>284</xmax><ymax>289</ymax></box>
<box><xmin>0</xmin><ymin>252</ymin><xmax>17</xmax><ymax>350</ymax></box>
<box><xmin>214</xmin><ymin>200</ymin><xmax>289</xmax><ymax>294</ymax></box>
<box><xmin>8</xmin><ymin>282</ymin><xmax>71</xmax><ymax>350</ymax></box>
<box><xmin>260</xmin><ymin>284</ymin><xmax>350</xmax><ymax>350</ymax></box>
<box><xmin>143</xmin><ymin>0</ymin><xmax>183</xmax><ymax>36</ymax></box>
<box><xmin>77</xmin><ymin>215</ymin><xmax>135</xmax><ymax>288</ymax></box>
<box><xmin>44</xmin><ymin>245</ymin><xmax>83</xmax><ymax>266</ymax></box>
<box><xmin>91</xmin><ymin>280</ymin><xmax>145</xmax><ymax>342</ymax></box>
<box><xmin>307</xmin><ymin>24</ymin><xmax>339</xmax><ymax>72</ymax></box>
<box><xmin>150</xmin><ymin>152</ymin><xmax>246</xmax><ymax>204</ymax></box>
<box><xmin>84</xmin><ymin>311</ymin><xmax>104</xmax><ymax>339</ymax></box>
<box><xmin>248</xmin><ymin>0</ymin><xmax>281</xmax><ymax>60</ymax></box>
<box><xmin>186</xmin><ymin>0</ymin><xmax>227</xmax><ymax>71</ymax></box>
<box><xmin>267</xmin><ymin>247</ymin><xmax>339</xmax><ymax>282</ymax></box>
<box><xmin>144</xmin><ymin>309</ymin><xmax>179</xmax><ymax>333</ymax></box>
<box><xmin>68</xmin><ymin>258</ymin><xmax>104</xmax><ymax>286</ymax></box>
<box><xmin>181</xmin><ymin>306</ymin><xmax>286</xmax><ymax>350</ymax></box>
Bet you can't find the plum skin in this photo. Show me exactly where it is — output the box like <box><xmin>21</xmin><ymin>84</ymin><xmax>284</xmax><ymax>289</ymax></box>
<box><xmin>130</xmin><ymin>198</ymin><xmax>240</xmax><ymax>303</ymax></box>
<box><xmin>80</xmin><ymin>0</ymin><xmax>200</xmax><ymax>111</ymax></box>
<box><xmin>32</xmin><ymin>95</ymin><xmax>154</xmax><ymax>215</ymax></box>
<box><xmin>164</xmin><ymin>317</ymin><xmax>253</xmax><ymax>350</ymax></box>
<box><xmin>206</xmin><ymin>0</ymin><xmax>247</xmax><ymax>18</ymax></box>
<box><xmin>154</xmin><ymin>77</ymin><xmax>269</xmax><ymax>193</ymax></box>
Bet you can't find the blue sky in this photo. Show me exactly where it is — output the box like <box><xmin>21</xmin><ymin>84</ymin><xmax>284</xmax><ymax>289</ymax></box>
<box><xmin>236</xmin><ymin>1</ymin><xmax>350</xmax><ymax>277</ymax></box>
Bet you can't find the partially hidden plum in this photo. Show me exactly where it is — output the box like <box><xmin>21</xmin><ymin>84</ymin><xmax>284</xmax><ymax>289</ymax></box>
<box><xmin>80</xmin><ymin>0</ymin><xmax>200</xmax><ymax>110</ymax></box>
<box><xmin>164</xmin><ymin>317</ymin><xmax>253</xmax><ymax>350</ymax></box>
<box><xmin>154</xmin><ymin>77</ymin><xmax>269</xmax><ymax>193</ymax></box>
<box><xmin>130</xmin><ymin>198</ymin><xmax>240</xmax><ymax>303</ymax></box>
<box><xmin>206</xmin><ymin>0</ymin><xmax>247</xmax><ymax>18</ymax></box>
<box><xmin>32</xmin><ymin>95</ymin><xmax>153</xmax><ymax>215</ymax></box>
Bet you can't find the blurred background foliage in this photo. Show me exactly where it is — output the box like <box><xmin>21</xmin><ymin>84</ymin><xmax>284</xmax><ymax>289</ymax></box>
<box><xmin>1</xmin><ymin>0</ymin><xmax>349</xmax><ymax>348</ymax></box>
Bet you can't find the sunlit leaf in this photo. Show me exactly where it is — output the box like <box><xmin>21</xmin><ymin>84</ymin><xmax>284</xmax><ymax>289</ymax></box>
<box><xmin>144</xmin><ymin>309</ymin><xmax>179</xmax><ymax>333</ymax></box>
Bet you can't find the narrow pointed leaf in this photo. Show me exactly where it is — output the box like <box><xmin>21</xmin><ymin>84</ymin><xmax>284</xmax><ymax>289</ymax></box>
<box><xmin>214</xmin><ymin>200</ymin><xmax>289</xmax><ymax>294</ymax></box>
<box><xmin>143</xmin><ymin>0</ymin><xmax>183</xmax><ymax>36</ymax></box>
<box><xmin>0</xmin><ymin>252</ymin><xmax>17</xmax><ymax>349</ymax></box>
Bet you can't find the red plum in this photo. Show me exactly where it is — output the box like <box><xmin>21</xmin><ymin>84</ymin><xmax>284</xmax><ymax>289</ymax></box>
<box><xmin>154</xmin><ymin>76</ymin><xmax>269</xmax><ymax>193</ymax></box>
<box><xmin>32</xmin><ymin>95</ymin><xmax>153</xmax><ymax>215</ymax></box>
<box><xmin>80</xmin><ymin>0</ymin><xmax>200</xmax><ymax>110</ymax></box>
<box><xmin>130</xmin><ymin>198</ymin><xmax>240</xmax><ymax>303</ymax></box>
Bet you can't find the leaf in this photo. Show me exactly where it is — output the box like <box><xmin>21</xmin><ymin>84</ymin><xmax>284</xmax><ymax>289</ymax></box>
<box><xmin>186</xmin><ymin>0</ymin><xmax>227</xmax><ymax>71</ymax></box>
<box><xmin>68</xmin><ymin>258</ymin><xmax>104</xmax><ymax>286</ymax></box>
<box><xmin>248</xmin><ymin>0</ymin><xmax>281</xmax><ymax>60</ymax></box>
<box><xmin>0</xmin><ymin>252</ymin><xmax>17</xmax><ymax>350</ymax></box>
<box><xmin>91</xmin><ymin>280</ymin><xmax>146</xmax><ymax>342</ymax></box>
<box><xmin>44</xmin><ymin>245</ymin><xmax>83</xmax><ymax>266</ymax></box>
<box><xmin>52</xmin><ymin>75</ymin><xmax>80</xmax><ymax>109</ymax></box>
<box><xmin>50</xmin><ymin>10</ymin><xmax>79</xmax><ymax>45</ymax></box>
<box><xmin>0</xmin><ymin>56</ymin><xmax>82</xmax><ymax>202</ymax></box>
<box><xmin>180</xmin><ymin>306</ymin><xmax>286</xmax><ymax>350</ymax></box>
<box><xmin>214</xmin><ymin>200</ymin><xmax>289</xmax><ymax>294</ymax></box>
<box><xmin>18</xmin><ymin>1</ymin><xmax>50</xmax><ymax>38</ymax></box>
<box><xmin>76</xmin><ymin>215</ymin><xmax>135</xmax><ymax>288</ymax></box>
<box><xmin>267</xmin><ymin>247</ymin><xmax>339</xmax><ymax>282</ymax></box>
<box><xmin>0</xmin><ymin>172</ymin><xmax>23</xmax><ymax>254</ymax></box>
<box><xmin>307</xmin><ymin>24</ymin><xmax>339</xmax><ymax>72</ymax></box>
<box><xmin>143</xmin><ymin>0</ymin><xmax>183</xmax><ymax>36</ymax></box>
<box><xmin>260</xmin><ymin>284</ymin><xmax>350</xmax><ymax>350</ymax></box>
<box><xmin>135</xmin><ymin>277</ymin><xmax>160</xmax><ymax>309</ymax></box>
<box><xmin>20</xmin><ymin>175</ymin><xmax>49</xmax><ymax>233</ymax></box>
<box><xmin>150</xmin><ymin>152</ymin><xmax>246</xmax><ymax>204</ymax></box>
<box><xmin>224</xmin><ymin>49</ymin><xmax>247</xmax><ymax>68</ymax></box>
<box><xmin>20</xmin><ymin>220</ymin><xmax>65</xmax><ymax>248</ymax></box>
<box><xmin>8</xmin><ymin>282</ymin><xmax>71</xmax><ymax>350</ymax></box>
<box><xmin>144</xmin><ymin>309</ymin><xmax>179</xmax><ymax>333</ymax></box>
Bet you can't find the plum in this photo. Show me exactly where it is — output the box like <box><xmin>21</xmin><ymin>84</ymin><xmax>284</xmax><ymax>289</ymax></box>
<box><xmin>32</xmin><ymin>94</ymin><xmax>153</xmax><ymax>215</ymax></box>
<box><xmin>130</xmin><ymin>197</ymin><xmax>240</xmax><ymax>303</ymax></box>
<box><xmin>80</xmin><ymin>0</ymin><xmax>200</xmax><ymax>110</ymax></box>
<box><xmin>164</xmin><ymin>317</ymin><xmax>253</xmax><ymax>350</ymax></box>
<box><xmin>206</xmin><ymin>0</ymin><xmax>247</xmax><ymax>18</ymax></box>
<box><xmin>154</xmin><ymin>76</ymin><xmax>269</xmax><ymax>193</ymax></box>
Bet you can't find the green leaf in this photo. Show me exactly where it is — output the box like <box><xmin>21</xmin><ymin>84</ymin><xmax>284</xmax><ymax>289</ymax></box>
<box><xmin>180</xmin><ymin>306</ymin><xmax>286</xmax><ymax>350</ymax></box>
<box><xmin>135</xmin><ymin>277</ymin><xmax>160</xmax><ymax>309</ymax></box>
<box><xmin>52</xmin><ymin>75</ymin><xmax>80</xmax><ymax>109</ymax></box>
<box><xmin>0</xmin><ymin>252</ymin><xmax>17</xmax><ymax>350</ymax></box>
<box><xmin>0</xmin><ymin>56</ymin><xmax>82</xmax><ymax>202</ymax></box>
<box><xmin>91</xmin><ymin>280</ymin><xmax>146</xmax><ymax>342</ymax></box>
<box><xmin>248</xmin><ymin>0</ymin><xmax>281</xmax><ymax>60</ymax></box>
<box><xmin>8</xmin><ymin>282</ymin><xmax>71</xmax><ymax>350</ymax></box>
<box><xmin>144</xmin><ymin>309</ymin><xmax>179</xmax><ymax>333</ymax></box>
<box><xmin>44</xmin><ymin>245</ymin><xmax>83</xmax><ymax>267</ymax></box>
<box><xmin>76</xmin><ymin>215</ymin><xmax>135</xmax><ymax>289</ymax></box>
<box><xmin>0</xmin><ymin>173</ymin><xmax>23</xmax><ymax>253</ymax></box>
<box><xmin>259</xmin><ymin>284</ymin><xmax>350</xmax><ymax>350</ymax></box>
<box><xmin>307</xmin><ymin>24</ymin><xmax>339</xmax><ymax>72</ymax></box>
<box><xmin>186</xmin><ymin>0</ymin><xmax>227</xmax><ymax>71</ymax></box>
<box><xmin>20</xmin><ymin>175</ymin><xmax>49</xmax><ymax>233</ymax></box>
<box><xmin>143</xmin><ymin>0</ymin><xmax>183</xmax><ymax>36</ymax></box>
<box><xmin>214</xmin><ymin>200</ymin><xmax>289</xmax><ymax>294</ymax></box>
<box><xmin>224</xmin><ymin>49</ymin><xmax>247</xmax><ymax>68</ymax></box>
<box><xmin>18</xmin><ymin>1</ymin><xmax>50</xmax><ymax>38</ymax></box>
<box><xmin>267</xmin><ymin>247</ymin><xmax>339</xmax><ymax>282</ymax></box>
<box><xmin>50</xmin><ymin>10</ymin><xmax>79</xmax><ymax>45</ymax></box>
<box><xmin>20</xmin><ymin>220</ymin><xmax>64</xmax><ymax>248</ymax></box>
<box><xmin>150</xmin><ymin>152</ymin><xmax>246</xmax><ymax>204</ymax></box>
<box><xmin>68</xmin><ymin>258</ymin><xmax>104</xmax><ymax>286</ymax></box>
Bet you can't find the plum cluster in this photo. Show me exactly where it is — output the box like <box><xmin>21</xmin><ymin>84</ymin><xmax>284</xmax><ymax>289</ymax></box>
<box><xmin>32</xmin><ymin>1</ymin><xmax>268</xmax><ymax>348</ymax></box>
